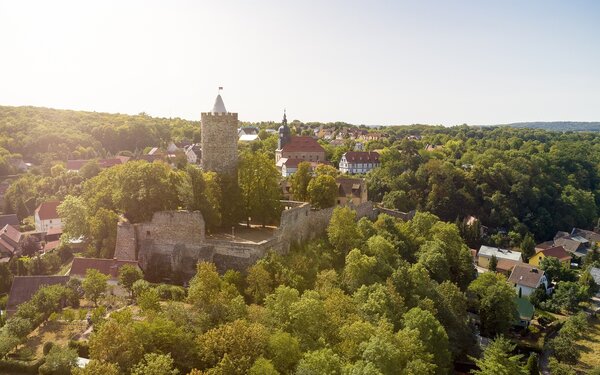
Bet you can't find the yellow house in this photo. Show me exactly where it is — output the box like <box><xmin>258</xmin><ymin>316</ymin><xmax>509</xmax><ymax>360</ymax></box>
<box><xmin>529</xmin><ymin>245</ymin><xmax>571</xmax><ymax>268</ymax></box>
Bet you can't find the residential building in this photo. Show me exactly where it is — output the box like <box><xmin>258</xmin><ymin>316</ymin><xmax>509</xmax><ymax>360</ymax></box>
<box><xmin>553</xmin><ymin>234</ymin><xmax>588</xmax><ymax>258</ymax></box>
<box><xmin>34</xmin><ymin>201</ymin><xmax>63</xmax><ymax>233</ymax></box>
<box><xmin>477</xmin><ymin>245</ymin><xmax>522</xmax><ymax>269</ymax></box>
<box><xmin>6</xmin><ymin>276</ymin><xmax>69</xmax><ymax>316</ymax></box>
<box><xmin>0</xmin><ymin>224</ymin><xmax>23</xmax><ymax>259</ymax></box>
<box><xmin>0</xmin><ymin>214</ymin><xmax>19</xmax><ymax>228</ymax></box>
<box><xmin>339</xmin><ymin>151</ymin><xmax>380</xmax><ymax>174</ymax></box>
<box><xmin>66</xmin><ymin>156</ymin><xmax>129</xmax><ymax>172</ymax></box>
<box><xmin>239</xmin><ymin>134</ymin><xmax>259</xmax><ymax>142</ymax></box>
<box><xmin>570</xmin><ymin>228</ymin><xmax>600</xmax><ymax>245</ymax></box>
<box><xmin>508</xmin><ymin>263</ymin><xmax>548</xmax><ymax>297</ymax></box>
<box><xmin>336</xmin><ymin>178</ymin><xmax>368</xmax><ymax>206</ymax></box>
<box><xmin>528</xmin><ymin>245</ymin><xmax>571</xmax><ymax>268</ymax></box>
<box><xmin>183</xmin><ymin>144</ymin><xmax>200</xmax><ymax>164</ymax></box>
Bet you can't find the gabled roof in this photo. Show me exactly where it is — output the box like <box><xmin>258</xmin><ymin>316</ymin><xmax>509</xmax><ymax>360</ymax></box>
<box><xmin>69</xmin><ymin>257</ymin><xmax>140</xmax><ymax>279</ymax></box>
<box><xmin>0</xmin><ymin>237</ymin><xmax>15</xmax><ymax>255</ymax></box>
<box><xmin>508</xmin><ymin>263</ymin><xmax>545</xmax><ymax>289</ymax></box>
<box><xmin>554</xmin><ymin>237</ymin><xmax>587</xmax><ymax>257</ymax></box>
<box><xmin>1</xmin><ymin>224</ymin><xmax>22</xmax><ymax>245</ymax></box>
<box><xmin>536</xmin><ymin>245</ymin><xmax>571</xmax><ymax>261</ymax></box>
<box><xmin>0</xmin><ymin>214</ymin><xmax>19</xmax><ymax>228</ymax></box>
<box><xmin>35</xmin><ymin>201</ymin><xmax>61</xmax><ymax>221</ymax></box>
<box><xmin>337</xmin><ymin>177</ymin><xmax>364</xmax><ymax>198</ymax></box>
<box><xmin>342</xmin><ymin>151</ymin><xmax>380</xmax><ymax>163</ymax></box>
<box><xmin>571</xmin><ymin>228</ymin><xmax>600</xmax><ymax>243</ymax></box>
<box><xmin>478</xmin><ymin>245</ymin><xmax>522</xmax><ymax>262</ymax></box>
<box><xmin>7</xmin><ymin>276</ymin><xmax>69</xmax><ymax>313</ymax></box>
<box><xmin>281</xmin><ymin>136</ymin><xmax>325</xmax><ymax>153</ymax></box>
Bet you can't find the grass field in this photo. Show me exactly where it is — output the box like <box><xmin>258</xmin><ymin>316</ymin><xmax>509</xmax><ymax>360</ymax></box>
<box><xmin>574</xmin><ymin>316</ymin><xmax>600</xmax><ymax>373</ymax></box>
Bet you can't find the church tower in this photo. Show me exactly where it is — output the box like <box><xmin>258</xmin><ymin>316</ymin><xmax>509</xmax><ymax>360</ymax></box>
<box><xmin>200</xmin><ymin>90</ymin><xmax>239</xmax><ymax>176</ymax></box>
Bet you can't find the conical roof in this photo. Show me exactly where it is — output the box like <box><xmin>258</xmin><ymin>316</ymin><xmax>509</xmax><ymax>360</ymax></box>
<box><xmin>212</xmin><ymin>94</ymin><xmax>227</xmax><ymax>113</ymax></box>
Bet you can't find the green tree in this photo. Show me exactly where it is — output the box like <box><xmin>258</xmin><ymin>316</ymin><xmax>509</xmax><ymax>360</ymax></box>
<box><xmin>131</xmin><ymin>353</ymin><xmax>179</xmax><ymax>375</ymax></box>
<box><xmin>89</xmin><ymin>315</ymin><xmax>144</xmax><ymax>372</ymax></box>
<box><xmin>343</xmin><ymin>249</ymin><xmax>378</xmax><ymax>292</ymax></box>
<box><xmin>296</xmin><ymin>348</ymin><xmax>342</xmax><ymax>375</ymax></box>
<box><xmin>72</xmin><ymin>360</ymin><xmax>120</xmax><ymax>375</ymax></box>
<box><xmin>267</xmin><ymin>330</ymin><xmax>302</xmax><ymax>373</ymax></box>
<box><xmin>471</xmin><ymin>336</ymin><xmax>527</xmax><ymax>375</ymax></box>
<box><xmin>118</xmin><ymin>264</ymin><xmax>143</xmax><ymax>297</ymax></box>
<box><xmin>291</xmin><ymin>161</ymin><xmax>313</xmax><ymax>201</ymax></box>
<box><xmin>249</xmin><ymin>357</ymin><xmax>279</xmax><ymax>375</ymax></box>
<box><xmin>39</xmin><ymin>345</ymin><xmax>78</xmax><ymax>375</ymax></box>
<box><xmin>525</xmin><ymin>352</ymin><xmax>539</xmax><ymax>375</ymax></box>
<box><xmin>307</xmin><ymin>174</ymin><xmax>337</xmax><ymax>209</ymax></box>
<box><xmin>403</xmin><ymin>307</ymin><xmax>451</xmax><ymax>375</ymax></box>
<box><xmin>239</xmin><ymin>151</ymin><xmax>282</xmax><ymax>226</ymax></box>
<box><xmin>82</xmin><ymin>269</ymin><xmax>109</xmax><ymax>306</ymax></box>
<box><xmin>58</xmin><ymin>195</ymin><xmax>89</xmax><ymax>244</ymax></box>
<box><xmin>520</xmin><ymin>233</ymin><xmax>536</xmax><ymax>261</ymax></box>
<box><xmin>138</xmin><ymin>288</ymin><xmax>161</xmax><ymax>313</ymax></box>
<box><xmin>468</xmin><ymin>272</ymin><xmax>517</xmax><ymax>336</ymax></box>
<box><xmin>488</xmin><ymin>255</ymin><xmax>498</xmax><ymax>272</ymax></box>
<box><xmin>246</xmin><ymin>262</ymin><xmax>274</xmax><ymax>304</ymax></box>
<box><xmin>327</xmin><ymin>206</ymin><xmax>361</xmax><ymax>258</ymax></box>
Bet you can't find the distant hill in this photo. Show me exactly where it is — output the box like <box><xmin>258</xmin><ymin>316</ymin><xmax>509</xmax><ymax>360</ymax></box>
<box><xmin>498</xmin><ymin>122</ymin><xmax>600</xmax><ymax>132</ymax></box>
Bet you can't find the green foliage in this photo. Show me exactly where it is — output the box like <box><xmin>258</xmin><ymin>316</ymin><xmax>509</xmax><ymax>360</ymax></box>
<box><xmin>291</xmin><ymin>161</ymin><xmax>313</xmax><ymax>201</ymax></box>
<box><xmin>131</xmin><ymin>353</ymin><xmax>179</xmax><ymax>375</ymax></box>
<box><xmin>239</xmin><ymin>151</ymin><xmax>282</xmax><ymax>226</ymax></box>
<box><xmin>249</xmin><ymin>357</ymin><xmax>279</xmax><ymax>375</ymax></box>
<box><xmin>488</xmin><ymin>255</ymin><xmax>498</xmax><ymax>272</ymax></box>
<box><xmin>72</xmin><ymin>360</ymin><xmax>120</xmax><ymax>375</ymax></box>
<box><xmin>471</xmin><ymin>336</ymin><xmax>527</xmax><ymax>375</ymax></box>
<box><xmin>307</xmin><ymin>174</ymin><xmax>337</xmax><ymax>209</ymax></box>
<box><xmin>118</xmin><ymin>264</ymin><xmax>143</xmax><ymax>297</ymax></box>
<box><xmin>38</xmin><ymin>345</ymin><xmax>78</xmax><ymax>375</ymax></box>
<box><xmin>267</xmin><ymin>330</ymin><xmax>302</xmax><ymax>373</ymax></box>
<box><xmin>468</xmin><ymin>272</ymin><xmax>517</xmax><ymax>336</ymax></box>
<box><xmin>525</xmin><ymin>352</ymin><xmax>539</xmax><ymax>375</ymax></box>
<box><xmin>296</xmin><ymin>348</ymin><xmax>342</xmax><ymax>375</ymax></box>
<box><xmin>327</xmin><ymin>207</ymin><xmax>362</xmax><ymax>259</ymax></box>
<box><xmin>138</xmin><ymin>288</ymin><xmax>161</xmax><ymax>313</ymax></box>
<box><xmin>82</xmin><ymin>269</ymin><xmax>108</xmax><ymax>306</ymax></box>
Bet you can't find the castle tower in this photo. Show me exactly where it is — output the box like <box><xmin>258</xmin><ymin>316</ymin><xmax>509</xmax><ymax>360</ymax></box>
<box><xmin>200</xmin><ymin>91</ymin><xmax>239</xmax><ymax>176</ymax></box>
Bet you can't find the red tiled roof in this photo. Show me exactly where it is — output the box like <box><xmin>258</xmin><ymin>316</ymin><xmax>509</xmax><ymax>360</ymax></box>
<box><xmin>538</xmin><ymin>246</ymin><xmax>571</xmax><ymax>261</ymax></box>
<box><xmin>343</xmin><ymin>151</ymin><xmax>380</xmax><ymax>163</ymax></box>
<box><xmin>337</xmin><ymin>177</ymin><xmax>364</xmax><ymax>198</ymax></box>
<box><xmin>7</xmin><ymin>276</ymin><xmax>69</xmax><ymax>314</ymax></box>
<box><xmin>282</xmin><ymin>136</ymin><xmax>325</xmax><ymax>153</ymax></box>
<box><xmin>66</xmin><ymin>158</ymin><xmax>125</xmax><ymax>171</ymax></box>
<box><xmin>43</xmin><ymin>240</ymin><xmax>61</xmax><ymax>253</ymax></box>
<box><xmin>0</xmin><ymin>237</ymin><xmax>15</xmax><ymax>254</ymax></box>
<box><xmin>35</xmin><ymin>201</ymin><xmax>61</xmax><ymax>221</ymax></box>
<box><xmin>69</xmin><ymin>257</ymin><xmax>141</xmax><ymax>279</ymax></box>
<box><xmin>1</xmin><ymin>224</ymin><xmax>22</xmax><ymax>245</ymax></box>
<box><xmin>497</xmin><ymin>259</ymin><xmax>519</xmax><ymax>272</ymax></box>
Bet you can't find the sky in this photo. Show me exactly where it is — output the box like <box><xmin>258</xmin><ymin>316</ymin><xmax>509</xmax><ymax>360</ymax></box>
<box><xmin>0</xmin><ymin>0</ymin><xmax>599</xmax><ymax>126</ymax></box>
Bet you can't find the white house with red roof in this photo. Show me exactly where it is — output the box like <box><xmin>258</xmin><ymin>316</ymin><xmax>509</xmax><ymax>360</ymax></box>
<box><xmin>339</xmin><ymin>151</ymin><xmax>380</xmax><ymax>174</ymax></box>
<box><xmin>34</xmin><ymin>201</ymin><xmax>63</xmax><ymax>232</ymax></box>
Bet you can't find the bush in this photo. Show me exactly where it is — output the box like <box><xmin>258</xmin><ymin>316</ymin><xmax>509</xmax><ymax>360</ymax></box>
<box><xmin>43</xmin><ymin>341</ymin><xmax>55</xmax><ymax>355</ymax></box>
<box><xmin>68</xmin><ymin>340</ymin><xmax>89</xmax><ymax>358</ymax></box>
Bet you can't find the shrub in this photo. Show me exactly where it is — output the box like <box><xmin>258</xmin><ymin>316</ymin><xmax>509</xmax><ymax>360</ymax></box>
<box><xmin>43</xmin><ymin>341</ymin><xmax>55</xmax><ymax>355</ymax></box>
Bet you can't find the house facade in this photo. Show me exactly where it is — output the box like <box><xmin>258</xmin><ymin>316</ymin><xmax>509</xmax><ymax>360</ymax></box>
<box><xmin>528</xmin><ymin>245</ymin><xmax>571</xmax><ymax>268</ymax></box>
<box><xmin>34</xmin><ymin>201</ymin><xmax>63</xmax><ymax>232</ymax></box>
<box><xmin>477</xmin><ymin>245</ymin><xmax>523</xmax><ymax>269</ymax></box>
<box><xmin>508</xmin><ymin>263</ymin><xmax>548</xmax><ymax>297</ymax></box>
<box><xmin>339</xmin><ymin>151</ymin><xmax>380</xmax><ymax>174</ymax></box>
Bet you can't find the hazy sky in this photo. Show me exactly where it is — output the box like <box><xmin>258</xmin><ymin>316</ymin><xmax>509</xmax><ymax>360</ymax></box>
<box><xmin>1</xmin><ymin>0</ymin><xmax>599</xmax><ymax>125</ymax></box>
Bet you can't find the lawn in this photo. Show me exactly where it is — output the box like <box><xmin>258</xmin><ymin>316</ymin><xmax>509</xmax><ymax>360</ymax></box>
<box><xmin>12</xmin><ymin>320</ymin><xmax>88</xmax><ymax>361</ymax></box>
<box><xmin>574</xmin><ymin>316</ymin><xmax>600</xmax><ymax>373</ymax></box>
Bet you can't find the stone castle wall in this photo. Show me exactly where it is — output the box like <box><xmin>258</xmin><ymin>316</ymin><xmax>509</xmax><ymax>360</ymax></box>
<box><xmin>115</xmin><ymin>201</ymin><xmax>381</xmax><ymax>282</ymax></box>
<box><xmin>200</xmin><ymin>112</ymin><xmax>239</xmax><ymax>176</ymax></box>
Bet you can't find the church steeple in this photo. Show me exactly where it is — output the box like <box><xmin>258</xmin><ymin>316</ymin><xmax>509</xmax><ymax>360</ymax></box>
<box><xmin>278</xmin><ymin>109</ymin><xmax>291</xmax><ymax>150</ymax></box>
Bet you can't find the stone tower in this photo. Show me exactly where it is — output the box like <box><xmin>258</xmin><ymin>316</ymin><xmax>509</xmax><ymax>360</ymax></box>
<box><xmin>200</xmin><ymin>92</ymin><xmax>239</xmax><ymax>176</ymax></box>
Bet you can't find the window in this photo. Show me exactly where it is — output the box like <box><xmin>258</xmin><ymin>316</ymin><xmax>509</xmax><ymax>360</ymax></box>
<box><xmin>146</xmin><ymin>231</ymin><xmax>151</xmax><ymax>237</ymax></box>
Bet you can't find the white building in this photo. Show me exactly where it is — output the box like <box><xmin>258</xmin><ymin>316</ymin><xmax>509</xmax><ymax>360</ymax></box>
<box><xmin>339</xmin><ymin>151</ymin><xmax>380</xmax><ymax>174</ymax></box>
<box><xmin>508</xmin><ymin>264</ymin><xmax>548</xmax><ymax>297</ymax></box>
<box><xmin>34</xmin><ymin>201</ymin><xmax>63</xmax><ymax>233</ymax></box>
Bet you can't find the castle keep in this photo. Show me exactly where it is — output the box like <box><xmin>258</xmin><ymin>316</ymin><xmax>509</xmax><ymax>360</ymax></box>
<box><xmin>200</xmin><ymin>93</ymin><xmax>239</xmax><ymax>176</ymax></box>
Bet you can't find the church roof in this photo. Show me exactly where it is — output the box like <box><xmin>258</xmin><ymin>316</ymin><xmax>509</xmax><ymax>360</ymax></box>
<box><xmin>281</xmin><ymin>136</ymin><xmax>325</xmax><ymax>153</ymax></box>
<box><xmin>212</xmin><ymin>94</ymin><xmax>227</xmax><ymax>113</ymax></box>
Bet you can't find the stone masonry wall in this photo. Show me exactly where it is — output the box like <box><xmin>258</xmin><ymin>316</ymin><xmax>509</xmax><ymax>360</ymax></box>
<box><xmin>200</xmin><ymin>112</ymin><xmax>239</xmax><ymax>176</ymax></box>
<box><xmin>116</xmin><ymin>201</ymin><xmax>380</xmax><ymax>281</ymax></box>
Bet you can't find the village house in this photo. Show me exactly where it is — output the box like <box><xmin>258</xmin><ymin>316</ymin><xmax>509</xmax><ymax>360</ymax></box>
<box><xmin>528</xmin><ymin>245</ymin><xmax>571</xmax><ymax>268</ymax></box>
<box><xmin>508</xmin><ymin>263</ymin><xmax>548</xmax><ymax>297</ymax></box>
<box><xmin>66</xmin><ymin>156</ymin><xmax>129</xmax><ymax>172</ymax></box>
<box><xmin>0</xmin><ymin>214</ymin><xmax>19</xmax><ymax>228</ymax></box>
<box><xmin>553</xmin><ymin>231</ymin><xmax>589</xmax><ymax>258</ymax></box>
<box><xmin>339</xmin><ymin>151</ymin><xmax>380</xmax><ymax>174</ymax></box>
<box><xmin>34</xmin><ymin>201</ymin><xmax>63</xmax><ymax>233</ymax></box>
<box><xmin>336</xmin><ymin>178</ymin><xmax>368</xmax><ymax>206</ymax></box>
<box><xmin>477</xmin><ymin>245</ymin><xmax>522</xmax><ymax>269</ymax></box>
<box><xmin>0</xmin><ymin>224</ymin><xmax>23</xmax><ymax>259</ymax></box>
<box><xmin>6</xmin><ymin>276</ymin><xmax>69</xmax><ymax>316</ymax></box>
<box><xmin>183</xmin><ymin>144</ymin><xmax>201</xmax><ymax>164</ymax></box>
